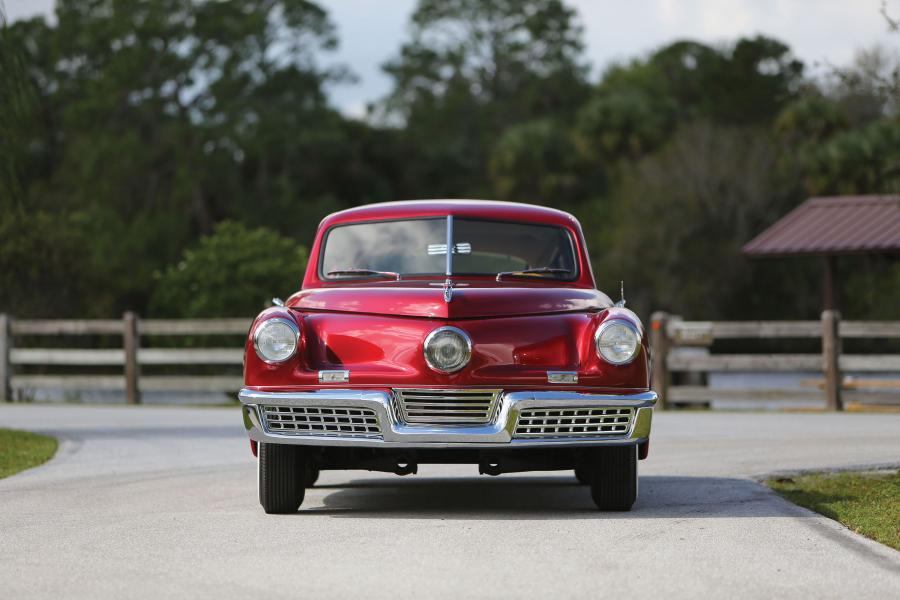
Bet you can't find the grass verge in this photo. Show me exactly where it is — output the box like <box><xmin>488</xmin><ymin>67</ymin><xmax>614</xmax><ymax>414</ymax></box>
<box><xmin>767</xmin><ymin>470</ymin><xmax>900</xmax><ymax>551</ymax></box>
<box><xmin>0</xmin><ymin>428</ymin><xmax>58</xmax><ymax>479</ymax></box>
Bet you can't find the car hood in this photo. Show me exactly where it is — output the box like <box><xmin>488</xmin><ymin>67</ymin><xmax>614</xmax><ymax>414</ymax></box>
<box><xmin>286</xmin><ymin>285</ymin><xmax>612</xmax><ymax>319</ymax></box>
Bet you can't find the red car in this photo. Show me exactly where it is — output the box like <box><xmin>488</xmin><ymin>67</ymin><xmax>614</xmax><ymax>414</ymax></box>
<box><xmin>240</xmin><ymin>200</ymin><xmax>657</xmax><ymax>513</ymax></box>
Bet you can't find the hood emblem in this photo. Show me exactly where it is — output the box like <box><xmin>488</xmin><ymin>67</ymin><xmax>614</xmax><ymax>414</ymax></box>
<box><xmin>443</xmin><ymin>278</ymin><xmax>454</xmax><ymax>303</ymax></box>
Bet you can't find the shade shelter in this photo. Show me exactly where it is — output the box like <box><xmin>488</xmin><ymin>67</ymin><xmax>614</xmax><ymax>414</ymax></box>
<box><xmin>742</xmin><ymin>195</ymin><xmax>900</xmax><ymax>310</ymax></box>
<box><xmin>742</xmin><ymin>195</ymin><xmax>900</xmax><ymax>411</ymax></box>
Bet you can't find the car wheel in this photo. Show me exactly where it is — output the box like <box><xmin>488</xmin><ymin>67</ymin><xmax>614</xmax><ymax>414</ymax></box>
<box><xmin>574</xmin><ymin>466</ymin><xmax>592</xmax><ymax>485</ymax></box>
<box><xmin>305</xmin><ymin>463</ymin><xmax>320</xmax><ymax>487</ymax></box>
<box><xmin>589</xmin><ymin>445</ymin><xmax>638</xmax><ymax>511</ymax></box>
<box><xmin>258</xmin><ymin>442</ymin><xmax>306</xmax><ymax>514</ymax></box>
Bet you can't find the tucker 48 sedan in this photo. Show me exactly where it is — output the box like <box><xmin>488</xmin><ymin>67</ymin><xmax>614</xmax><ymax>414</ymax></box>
<box><xmin>240</xmin><ymin>200</ymin><xmax>657</xmax><ymax>513</ymax></box>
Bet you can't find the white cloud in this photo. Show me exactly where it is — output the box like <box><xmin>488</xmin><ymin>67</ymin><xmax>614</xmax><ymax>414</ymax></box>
<box><xmin>4</xmin><ymin>0</ymin><xmax>54</xmax><ymax>22</ymax></box>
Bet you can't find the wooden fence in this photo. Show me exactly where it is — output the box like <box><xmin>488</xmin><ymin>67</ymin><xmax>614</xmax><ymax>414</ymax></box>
<box><xmin>0</xmin><ymin>313</ymin><xmax>250</xmax><ymax>403</ymax></box>
<box><xmin>3</xmin><ymin>311</ymin><xmax>899</xmax><ymax>409</ymax></box>
<box><xmin>650</xmin><ymin>310</ymin><xmax>900</xmax><ymax>410</ymax></box>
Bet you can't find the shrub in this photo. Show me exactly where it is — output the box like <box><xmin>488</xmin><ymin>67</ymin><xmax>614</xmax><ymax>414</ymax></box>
<box><xmin>149</xmin><ymin>221</ymin><xmax>308</xmax><ymax>318</ymax></box>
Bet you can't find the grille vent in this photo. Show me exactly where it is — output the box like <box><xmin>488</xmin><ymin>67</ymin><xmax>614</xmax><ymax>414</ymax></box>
<box><xmin>514</xmin><ymin>407</ymin><xmax>634</xmax><ymax>438</ymax></box>
<box><xmin>262</xmin><ymin>405</ymin><xmax>381</xmax><ymax>438</ymax></box>
<box><xmin>394</xmin><ymin>389</ymin><xmax>501</xmax><ymax>425</ymax></box>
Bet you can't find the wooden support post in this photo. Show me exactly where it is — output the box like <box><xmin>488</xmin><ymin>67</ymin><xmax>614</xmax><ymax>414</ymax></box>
<box><xmin>822</xmin><ymin>309</ymin><xmax>842</xmax><ymax>411</ymax></box>
<box><xmin>0</xmin><ymin>314</ymin><xmax>11</xmax><ymax>402</ymax></box>
<box><xmin>123</xmin><ymin>311</ymin><xmax>141</xmax><ymax>405</ymax></box>
<box><xmin>824</xmin><ymin>255</ymin><xmax>838</xmax><ymax>311</ymax></box>
<box><xmin>650</xmin><ymin>311</ymin><xmax>670</xmax><ymax>410</ymax></box>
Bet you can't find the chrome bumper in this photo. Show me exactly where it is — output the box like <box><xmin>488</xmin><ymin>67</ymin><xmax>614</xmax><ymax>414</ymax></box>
<box><xmin>240</xmin><ymin>388</ymin><xmax>656</xmax><ymax>448</ymax></box>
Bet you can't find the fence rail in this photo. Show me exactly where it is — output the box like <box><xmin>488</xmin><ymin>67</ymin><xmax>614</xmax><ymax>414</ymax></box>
<box><xmin>0</xmin><ymin>313</ymin><xmax>250</xmax><ymax>403</ymax></box>
<box><xmin>3</xmin><ymin>311</ymin><xmax>899</xmax><ymax>409</ymax></box>
<box><xmin>650</xmin><ymin>310</ymin><xmax>900</xmax><ymax>410</ymax></box>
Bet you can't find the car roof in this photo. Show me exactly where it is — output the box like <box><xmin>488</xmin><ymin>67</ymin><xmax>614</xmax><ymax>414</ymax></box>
<box><xmin>319</xmin><ymin>199</ymin><xmax>580</xmax><ymax>229</ymax></box>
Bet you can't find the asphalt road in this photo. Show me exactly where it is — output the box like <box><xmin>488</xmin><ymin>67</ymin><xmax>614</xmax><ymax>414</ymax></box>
<box><xmin>1</xmin><ymin>404</ymin><xmax>898</xmax><ymax>599</ymax></box>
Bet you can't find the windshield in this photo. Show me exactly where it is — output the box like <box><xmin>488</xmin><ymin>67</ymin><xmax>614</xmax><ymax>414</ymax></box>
<box><xmin>320</xmin><ymin>217</ymin><xmax>577</xmax><ymax>280</ymax></box>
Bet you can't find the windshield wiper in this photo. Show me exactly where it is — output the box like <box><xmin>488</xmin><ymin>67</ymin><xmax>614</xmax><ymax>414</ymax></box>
<box><xmin>326</xmin><ymin>268</ymin><xmax>401</xmax><ymax>281</ymax></box>
<box><xmin>495</xmin><ymin>267</ymin><xmax>572</xmax><ymax>282</ymax></box>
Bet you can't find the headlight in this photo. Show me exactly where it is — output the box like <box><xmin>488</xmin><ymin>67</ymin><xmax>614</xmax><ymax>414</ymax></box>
<box><xmin>424</xmin><ymin>326</ymin><xmax>472</xmax><ymax>373</ymax></box>
<box><xmin>595</xmin><ymin>319</ymin><xmax>640</xmax><ymax>365</ymax></box>
<box><xmin>253</xmin><ymin>318</ymin><xmax>299</xmax><ymax>364</ymax></box>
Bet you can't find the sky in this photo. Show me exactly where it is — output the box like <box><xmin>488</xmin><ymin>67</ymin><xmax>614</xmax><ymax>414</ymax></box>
<box><xmin>5</xmin><ymin>0</ymin><xmax>899</xmax><ymax>117</ymax></box>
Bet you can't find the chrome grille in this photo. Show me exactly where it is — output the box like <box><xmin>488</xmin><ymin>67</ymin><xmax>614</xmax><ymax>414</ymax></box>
<box><xmin>514</xmin><ymin>407</ymin><xmax>634</xmax><ymax>438</ymax></box>
<box><xmin>394</xmin><ymin>389</ymin><xmax>501</xmax><ymax>425</ymax></box>
<box><xmin>262</xmin><ymin>405</ymin><xmax>381</xmax><ymax>438</ymax></box>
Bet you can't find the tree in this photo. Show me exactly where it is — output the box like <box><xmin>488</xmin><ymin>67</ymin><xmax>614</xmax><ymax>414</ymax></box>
<box><xmin>575</xmin><ymin>89</ymin><xmax>675</xmax><ymax>164</ymax></box>
<box><xmin>8</xmin><ymin>0</ymin><xmax>351</xmax><ymax>314</ymax></box>
<box><xmin>380</xmin><ymin>0</ymin><xmax>590</xmax><ymax>195</ymax></box>
<box><xmin>383</xmin><ymin>0</ymin><xmax>588</xmax><ymax>119</ymax></box>
<box><xmin>802</xmin><ymin>119</ymin><xmax>900</xmax><ymax>195</ymax></box>
<box><xmin>149</xmin><ymin>221</ymin><xmax>308</xmax><ymax>318</ymax></box>
<box><xmin>0</xmin><ymin>7</ymin><xmax>37</xmax><ymax>209</ymax></box>
<box><xmin>774</xmin><ymin>95</ymin><xmax>847</xmax><ymax>145</ymax></box>
<box><xmin>42</xmin><ymin>0</ymin><xmax>342</xmax><ymax>231</ymax></box>
<box><xmin>489</xmin><ymin>119</ymin><xmax>591</xmax><ymax>205</ymax></box>
<box><xmin>712</xmin><ymin>36</ymin><xmax>804</xmax><ymax>123</ymax></box>
<box><xmin>601</xmin><ymin>122</ymin><xmax>814</xmax><ymax>319</ymax></box>
<box><xmin>0</xmin><ymin>211</ymin><xmax>95</xmax><ymax>317</ymax></box>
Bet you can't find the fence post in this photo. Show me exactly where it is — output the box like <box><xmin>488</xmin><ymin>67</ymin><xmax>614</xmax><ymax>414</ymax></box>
<box><xmin>650</xmin><ymin>311</ymin><xmax>670</xmax><ymax>409</ymax></box>
<box><xmin>123</xmin><ymin>311</ymin><xmax>141</xmax><ymax>405</ymax></box>
<box><xmin>0</xmin><ymin>314</ymin><xmax>10</xmax><ymax>402</ymax></box>
<box><xmin>821</xmin><ymin>309</ymin><xmax>842</xmax><ymax>411</ymax></box>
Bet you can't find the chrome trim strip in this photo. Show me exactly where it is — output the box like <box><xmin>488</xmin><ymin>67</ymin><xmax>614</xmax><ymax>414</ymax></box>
<box><xmin>240</xmin><ymin>389</ymin><xmax>656</xmax><ymax>448</ymax></box>
<box><xmin>547</xmin><ymin>371</ymin><xmax>578</xmax><ymax>384</ymax></box>
<box><xmin>445</xmin><ymin>214</ymin><xmax>453</xmax><ymax>276</ymax></box>
<box><xmin>318</xmin><ymin>369</ymin><xmax>350</xmax><ymax>383</ymax></box>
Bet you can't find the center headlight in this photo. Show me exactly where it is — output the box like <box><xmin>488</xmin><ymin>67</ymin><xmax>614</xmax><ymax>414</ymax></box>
<box><xmin>424</xmin><ymin>326</ymin><xmax>472</xmax><ymax>373</ymax></box>
<box><xmin>595</xmin><ymin>319</ymin><xmax>641</xmax><ymax>365</ymax></box>
<box><xmin>253</xmin><ymin>317</ymin><xmax>299</xmax><ymax>363</ymax></box>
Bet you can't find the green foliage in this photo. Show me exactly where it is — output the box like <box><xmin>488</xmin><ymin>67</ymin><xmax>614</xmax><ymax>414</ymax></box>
<box><xmin>2</xmin><ymin>0</ymin><xmax>386</xmax><ymax>316</ymax></box>
<box><xmin>150</xmin><ymin>221</ymin><xmax>308</xmax><ymax>318</ymax></box>
<box><xmin>383</xmin><ymin>0</ymin><xmax>588</xmax><ymax>118</ymax></box>
<box><xmin>802</xmin><ymin>118</ymin><xmax>900</xmax><ymax>195</ymax></box>
<box><xmin>380</xmin><ymin>0</ymin><xmax>590</xmax><ymax>195</ymax></box>
<box><xmin>0</xmin><ymin>11</ymin><xmax>33</xmax><ymax>208</ymax></box>
<box><xmin>625</xmin><ymin>36</ymin><xmax>804</xmax><ymax>125</ymax></box>
<box><xmin>2</xmin><ymin>0</ymin><xmax>899</xmax><ymax>321</ymax></box>
<box><xmin>0</xmin><ymin>210</ymin><xmax>95</xmax><ymax>317</ymax></box>
<box><xmin>842</xmin><ymin>257</ymin><xmax>900</xmax><ymax>320</ymax></box>
<box><xmin>601</xmin><ymin>122</ymin><xmax>816</xmax><ymax>319</ymax></box>
<box><xmin>575</xmin><ymin>89</ymin><xmax>675</xmax><ymax>163</ymax></box>
<box><xmin>489</xmin><ymin>119</ymin><xmax>590</xmax><ymax>204</ymax></box>
<box><xmin>774</xmin><ymin>95</ymin><xmax>848</xmax><ymax>144</ymax></box>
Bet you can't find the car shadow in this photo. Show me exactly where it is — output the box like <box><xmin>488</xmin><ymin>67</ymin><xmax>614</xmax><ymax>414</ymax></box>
<box><xmin>304</xmin><ymin>474</ymin><xmax>807</xmax><ymax>520</ymax></box>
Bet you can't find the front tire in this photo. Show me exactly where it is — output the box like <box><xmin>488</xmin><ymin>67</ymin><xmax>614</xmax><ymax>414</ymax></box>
<box><xmin>305</xmin><ymin>463</ymin><xmax>320</xmax><ymax>487</ymax></box>
<box><xmin>574</xmin><ymin>466</ymin><xmax>592</xmax><ymax>485</ymax></box>
<box><xmin>589</xmin><ymin>445</ymin><xmax>638</xmax><ymax>511</ymax></box>
<box><xmin>258</xmin><ymin>443</ymin><xmax>306</xmax><ymax>514</ymax></box>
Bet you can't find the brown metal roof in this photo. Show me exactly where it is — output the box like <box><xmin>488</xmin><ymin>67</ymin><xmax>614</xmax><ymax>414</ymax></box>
<box><xmin>742</xmin><ymin>195</ymin><xmax>900</xmax><ymax>256</ymax></box>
